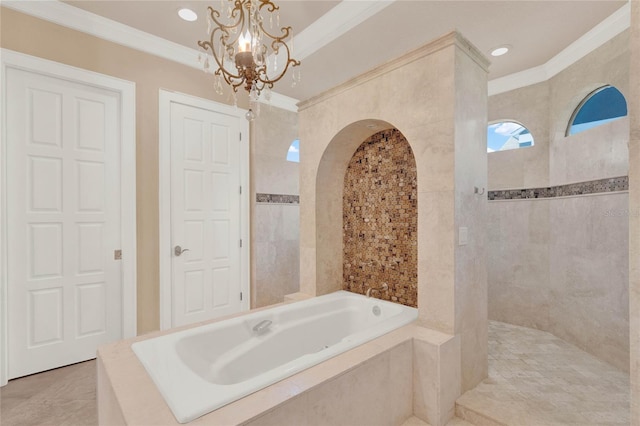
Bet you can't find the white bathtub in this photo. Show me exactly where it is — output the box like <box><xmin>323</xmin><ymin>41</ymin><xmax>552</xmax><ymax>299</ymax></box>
<box><xmin>132</xmin><ymin>290</ymin><xmax>418</xmax><ymax>423</ymax></box>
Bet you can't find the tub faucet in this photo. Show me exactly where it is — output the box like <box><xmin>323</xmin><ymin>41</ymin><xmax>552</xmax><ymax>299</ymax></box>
<box><xmin>366</xmin><ymin>283</ymin><xmax>388</xmax><ymax>298</ymax></box>
<box><xmin>252</xmin><ymin>320</ymin><xmax>272</xmax><ymax>333</ymax></box>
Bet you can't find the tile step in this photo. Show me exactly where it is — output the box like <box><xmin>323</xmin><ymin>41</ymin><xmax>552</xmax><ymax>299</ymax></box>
<box><xmin>455</xmin><ymin>402</ymin><xmax>506</xmax><ymax>426</ymax></box>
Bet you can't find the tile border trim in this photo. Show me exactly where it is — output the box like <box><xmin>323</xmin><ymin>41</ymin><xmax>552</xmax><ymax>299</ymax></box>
<box><xmin>488</xmin><ymin>176</ymin><xmax>628</xmax><ymax>200</ymax></box>
<box><xmin>256</xmin><ymin>193</ymin><xmax>300</xmax><ymax>204</ymax></box>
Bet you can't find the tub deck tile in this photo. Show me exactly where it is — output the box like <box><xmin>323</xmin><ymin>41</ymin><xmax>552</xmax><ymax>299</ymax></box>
<box><xmin>98</xmin><ymin>315</ymin><xmax>423</xmax><ymax>425</ymax></box>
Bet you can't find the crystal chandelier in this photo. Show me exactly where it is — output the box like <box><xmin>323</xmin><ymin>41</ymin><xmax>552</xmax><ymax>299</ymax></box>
<box><xmin>198</xmin><ymin>0</ymin><xmax>301</xmax><ymax>118</ymax></box>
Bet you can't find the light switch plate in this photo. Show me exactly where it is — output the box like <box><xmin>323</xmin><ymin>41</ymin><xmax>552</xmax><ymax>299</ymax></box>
<box><xmin>459</xmin><ymin>227</ymin><xmax>468</xmax><ymax>246</ymax></box>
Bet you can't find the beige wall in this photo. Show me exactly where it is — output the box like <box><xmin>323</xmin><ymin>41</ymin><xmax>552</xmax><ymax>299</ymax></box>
<box><xmin>0</xmin><ymin>8</ymin><xmax>250</xmax><ymax>334</ymax></box>
<box><xmin>250</xmin><ymin>105</ymin><xmax>300</xmax><ymax>308</ymax></box>
<box><xmin>628</xmin><ymin>0</ymin><xmax>639</xmax><ymax>422</ymax></box>
<box><xmin>488</xmin><ymin>82</ymin><xmax>550</xmax><ymax>189</ymax></box>
<box><xmin>298</xmin><ymin>32</ymin><xmax>489</xmax><ymax>394</ymax></box>
<box><xmin>453</xmin><ymin>45</ymin><xmax>489</xmax><ymax>390</ymax></box>
<box><xmin>549</xmin><ymin>31</ymin><xmax>629</xmax><ymax>185</ymax></box>
<box><xmin>487</xmin><ymin>30</ymin><xmax>630</xmax><ymax>370</ymax></box>
<box><xmin>488</xmin><ymin>31</ymin><xmax>629</xmax><ymax>190</ymax></box>
<box><xmin>488</xmin><ymin>194</ymin><xmax>629</xmax><ymax>371</ymax></box>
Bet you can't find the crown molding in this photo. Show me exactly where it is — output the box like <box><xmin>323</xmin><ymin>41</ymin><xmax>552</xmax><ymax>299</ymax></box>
<box><xmin>488</xmin><ymin>2</ymin><xmax>630</xmax><ymax>96</ymax></box>
<box><xmin>2</xmin><ymin>0</ymin><xmax>302</xmax><ymax>110</ymax></box>
<box><xmin>2</xmin><ymin>0</ymin><xmax>202</xmax><ymax>70</ymax></box>
<box><xmin>1</xmin><ymin>0</ymin><xmax>398</xmax><ymax>112</ymax></box>
<box><xmin>259</xmin><ymin>91</ymin><xmax>300</xmax><ymax>113</ymax></box>
<box><xmin>3</xmin><ymin>0</ymin><xmax>629</xmax><ymax>103</ymax></box>
<box><xmin>293</xmin><ymin>0</ymin><xmax>395</xmax><ymax>61</ymax></box>
<box><xmin>455</xmin><ymin>31</ymin><xmax>491</xmax><ymax>72</ymax></box>
<box><xmin>488</xmin><ymin>66</ymin><xmax>549</xmax><ymax>96</ymax></box>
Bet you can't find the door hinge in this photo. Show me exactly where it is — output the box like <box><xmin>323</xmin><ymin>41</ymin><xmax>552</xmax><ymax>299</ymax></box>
<box><xmin>240</xmin><ymin>292</ymin><xmax>243</xmax><ymax>301</ymax></box>
<box><xmin>114</xmin><ymin>249</ymin><xmax>122</xmax><ymax>260</ymax></box>
<box><xmin>239</xmin><ymin>185</ymin><xmax>242</xmax><ymax>194</ymax></box>
<box><xmin>239</xmin><ymin>239</ymin><xmax>243</xmax><ymax>248</ymax></box>
<box><xmin>239</xmin><ymin>132</ymin><xmax>242</xmax><ymax>141</ymax></box>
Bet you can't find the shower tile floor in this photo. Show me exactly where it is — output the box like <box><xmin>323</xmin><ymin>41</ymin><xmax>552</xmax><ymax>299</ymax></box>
<box><xmin>456</xmin><ymin>321</ymin><xmax>630</xmax><ymax>425</ymax></box>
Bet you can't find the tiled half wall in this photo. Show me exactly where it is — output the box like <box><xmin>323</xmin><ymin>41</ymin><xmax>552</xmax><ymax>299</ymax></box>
<box><xmin>487</xmin><ymin>180</ymin><xmax>629</xmax><ymax>372</ymax></box>
<box><xmin>343</xmin><ymin>129</ymin><xmax>418</xmax><ymax>307</ymax></box>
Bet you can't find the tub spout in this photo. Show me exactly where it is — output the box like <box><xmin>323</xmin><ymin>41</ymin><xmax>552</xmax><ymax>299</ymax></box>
<box><xmin>366</xmin><ymin>283</ymin><xmax>389</xmax><ymax>298</ymax></box>
<box><xmin>252</xmin><ymin>320</ymin><xmax>272</xmax><ymax>333</ymax></box>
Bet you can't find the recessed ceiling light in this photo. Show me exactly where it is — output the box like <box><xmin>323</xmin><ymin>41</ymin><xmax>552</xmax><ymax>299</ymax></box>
<box><xmin>490</xmin><ymin>45</ymin><xmax>511</xmax><ymax>57</ymax></box>
<box><xmin>178</xmin><ymin>8</ymin><xmax>198</xmax><ymax>22</ymax></box>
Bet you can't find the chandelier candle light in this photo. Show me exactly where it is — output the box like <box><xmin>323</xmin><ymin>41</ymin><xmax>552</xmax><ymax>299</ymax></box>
<box><xmin>198</xmin><ymin>0</ymin><xmax>301</xmax><ymax>120</ymax></box>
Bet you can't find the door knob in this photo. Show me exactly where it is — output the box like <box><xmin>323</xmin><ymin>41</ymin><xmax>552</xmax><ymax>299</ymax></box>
<box><xmin>174</xmin><ymin>245</ymin><xmax>190</xmax><ymax>256</ymax></box>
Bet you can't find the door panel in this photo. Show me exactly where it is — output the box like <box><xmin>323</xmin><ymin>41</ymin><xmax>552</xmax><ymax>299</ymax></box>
<box><xmin>7</xmin><ymin>68</ymin><xmax>122</xmax><ymax>379</ymax></box>
<box><xmin>170</xmin><ymin>103</ymin><xmax>241</xmax><ymax>327</ymax></box>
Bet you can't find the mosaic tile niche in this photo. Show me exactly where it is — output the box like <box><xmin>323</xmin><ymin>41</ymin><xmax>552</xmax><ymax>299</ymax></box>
<box><xmin>343</xmin><ymin>129</ymin><xmax>418</xmax><ymax>307</ymax></box>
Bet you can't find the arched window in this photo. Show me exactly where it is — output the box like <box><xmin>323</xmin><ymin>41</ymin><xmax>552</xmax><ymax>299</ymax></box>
<box><xmin>487</xmin><ymin>121</ymin><xmax>534</xmax><ymax>153</ymax></box>
<box><xmin>286</xmin><ymin>139</ymin><xmax>299</xmax><ymax>162</ymax></box>
<box><xmin>566</xmin><ymin>85</ymin><xmax>627</xmax><ymax>136</ymax></box>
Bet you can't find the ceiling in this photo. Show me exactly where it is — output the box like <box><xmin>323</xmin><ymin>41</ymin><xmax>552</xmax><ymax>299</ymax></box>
<box><xmin>60</xmin><ymin>0</ymin><xmax>626</xmax><ymax>102</ymax></box>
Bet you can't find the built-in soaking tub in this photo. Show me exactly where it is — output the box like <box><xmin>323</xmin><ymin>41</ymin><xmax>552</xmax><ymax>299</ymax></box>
<box><xmin>132</xmin><ymin>290</ymin><xmax>417</xmax><ymax>423</ymax></box>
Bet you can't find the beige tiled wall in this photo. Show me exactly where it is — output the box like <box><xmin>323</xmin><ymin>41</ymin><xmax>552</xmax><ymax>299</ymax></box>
<box><xmin>343</xmin><ymin>129</ymin><xmax>418</xmax><ymax>307</ymax></box>
<box><xmin>488</xmin><ymin>31</ymin><xmax>629</xmax><ymax>190</ymax></box>
<box><xmin>487</xmin><ymin>30</ymin><xmax>631</xmax><ymax>372</ymax></box>
<box><xmin>247</xmin><ymin>341</ymin><xmax>413</xmax><ymax>426</ymax></box>
<box><xmin>488</xmin><ymin>82</ymin><xmax>550</xmax><ymax>190</ymax></box>
<box><xmin>299</xmin><ymin>31</ymin><xmax>489</xmax><ymax>395</ymax></box>
<box><xmin>243</xmin><ymin>331</ymin><xmax>460</xmax><ymax>426</ymax></box>
<box><xmin>548</xmin><ymin>31</ymin><xmax>629</xmax><ymax>185</ymax></box>
<box><xmin>488</xmin><ymin>193</ymin><xmax>629</xmax><ymax>372</ymax></box>
<box><xmin>453</xmin><ymin>45</ymin><xmax>489</xmax><ymax>391</ymax></box>
<box><xmin>250</xmin><ymin>105</ymin><xmax>300</xmax><ymax>308</ymax></box>
<box><xmin>628</xmin><ymin>0</ymin><xmax>639</xmax><ymax>422</ymax></box>
<box><xmin>413</xmin><ymin>332</ymin><xmax>461</xmax><ymax>425</ymax></box>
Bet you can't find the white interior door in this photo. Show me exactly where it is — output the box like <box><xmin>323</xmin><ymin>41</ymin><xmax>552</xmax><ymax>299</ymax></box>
<box><xmin>170</xmin><ymin>102</ymin><xmax>243</xmax><ymax>327</ymax></box>
<box><xmin>6</xmin><ymin>67</ymin><xmax>123</xmax><ymax>379</ymax></box>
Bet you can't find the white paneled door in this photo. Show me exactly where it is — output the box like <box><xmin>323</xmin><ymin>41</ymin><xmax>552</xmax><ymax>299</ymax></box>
<box><xmin>6</xmin><ymin>67</ymin><xmax>123</xmax><ymax>379</ymax></box>
<box><xmin>170</xmin><ymin>102</ymin><xmax>243</xmax><ymax>327</ymax></box>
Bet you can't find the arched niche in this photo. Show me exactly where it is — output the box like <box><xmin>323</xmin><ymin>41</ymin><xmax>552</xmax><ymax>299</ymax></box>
<box><xmin>315</xmin><ymin>119</ymin><xmax>416</xmax><ymax>297</ymax></box>
<box><xmin>343</xmin><ymin>128</ymin><xmax>418</xmax><ymax>307</ymax></box>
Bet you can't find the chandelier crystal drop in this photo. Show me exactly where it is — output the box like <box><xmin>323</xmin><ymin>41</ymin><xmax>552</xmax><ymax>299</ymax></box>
<box><xmin>197</xmin><ymin>0</ymin><xmax>301</xmax><ymax>102</ymax></box>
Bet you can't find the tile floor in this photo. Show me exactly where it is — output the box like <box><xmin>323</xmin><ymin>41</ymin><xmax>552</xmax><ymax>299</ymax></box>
<box><xmin>401</xmin><ymin>415</ymin><xmax>474</xmax><ymax>426</ymax></box>
<box><xmin>0</xmin><ymin>360</ymin><xmax>96</xmax><ymax>426</ymax></box>
<box><xmin>456</xmin><ymin>321</ymin><xmax>630</xmax><ymax>425</ymax></box>
<box><xmin>0</xmin><ymin>362</ymin><xmax>472</xmax><ymax>426</ymax></box>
